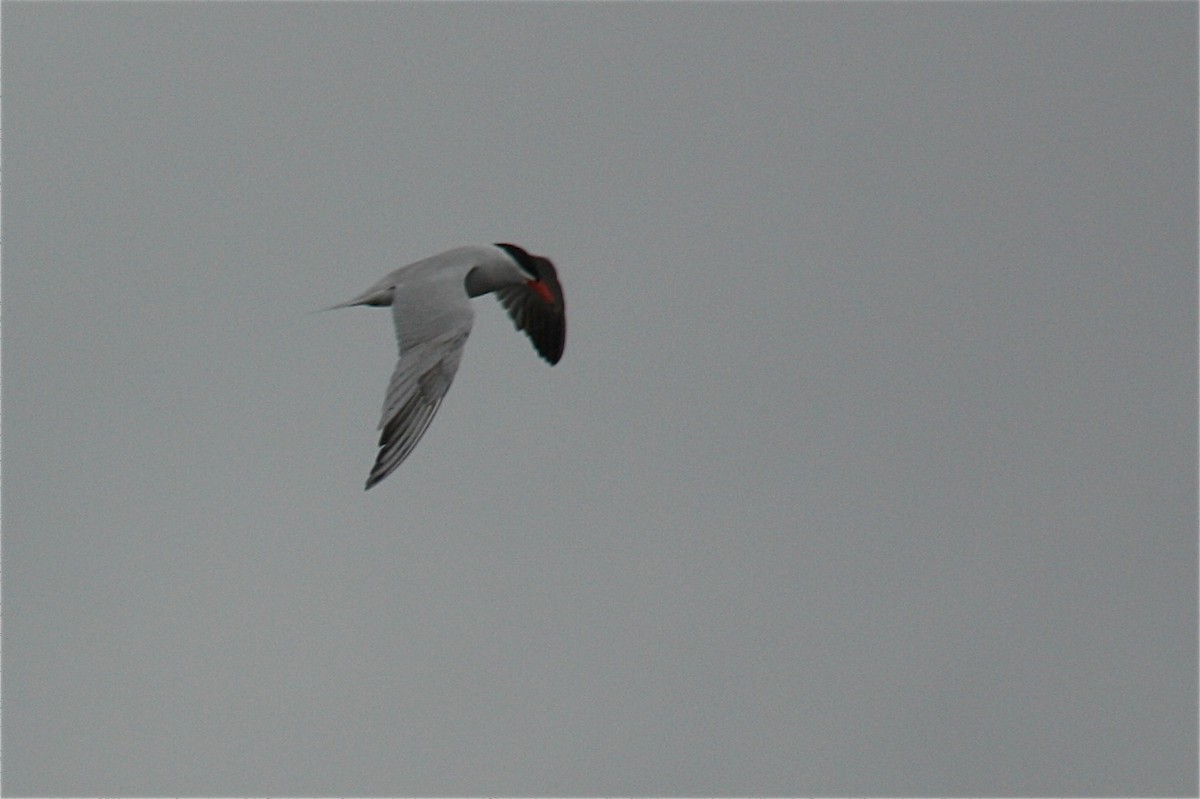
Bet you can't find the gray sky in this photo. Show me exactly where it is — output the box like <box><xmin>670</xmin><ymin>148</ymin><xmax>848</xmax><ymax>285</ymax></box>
<box><xmin>3</xmin><ymin>2</ymin><xmax>1196</xmax><ymax>795</ymax></box>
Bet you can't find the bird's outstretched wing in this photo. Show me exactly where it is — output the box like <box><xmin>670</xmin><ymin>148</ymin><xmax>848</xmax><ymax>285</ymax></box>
<box><xmin>494</xmin><ymin>255</ymin><xmax>566</xmax><ymax>364</ymax></box>
<box><xmin>366</xmin><ymin>327</ymin><xmax>471</xmax><ymax>489</ymax></box>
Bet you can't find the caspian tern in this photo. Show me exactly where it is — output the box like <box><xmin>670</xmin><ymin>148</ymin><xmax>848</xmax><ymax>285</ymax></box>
<box><xmin>329</xmin><ymin>243</ymin><xmax>566</xmax><ymax>489</ymax></box>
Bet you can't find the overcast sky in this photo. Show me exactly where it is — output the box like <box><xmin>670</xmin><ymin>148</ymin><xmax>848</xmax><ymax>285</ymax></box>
<box><xmin>3</xmin><ymin>2</ymin><xmax>1196</xmax><ymax>796</ymax></box>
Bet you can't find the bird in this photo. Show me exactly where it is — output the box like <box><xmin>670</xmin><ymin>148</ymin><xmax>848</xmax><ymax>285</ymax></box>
<box><xmin>328</xmin><ymin>243</ymin><xmax>566</xmax><ymax>489</ymax></box>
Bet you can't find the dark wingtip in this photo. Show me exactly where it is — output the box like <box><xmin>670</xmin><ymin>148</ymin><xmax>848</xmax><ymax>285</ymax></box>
<box><xmin>541</xmin><ymin>330</ymin><xmax>565</xmax><ymax>365</ymax></box>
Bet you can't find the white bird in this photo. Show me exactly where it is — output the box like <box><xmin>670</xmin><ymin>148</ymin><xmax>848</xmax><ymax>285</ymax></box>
<box><xmin>329</xmin><ymin>243</ymin><xmax>566</xmax><ymax>489</ymax></box>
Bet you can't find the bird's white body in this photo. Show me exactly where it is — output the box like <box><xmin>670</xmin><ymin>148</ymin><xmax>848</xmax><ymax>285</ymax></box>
<box><xmin>330</xmin><ymin>243</ymin><xmax>566</xmax><ymax>489</ymax></box>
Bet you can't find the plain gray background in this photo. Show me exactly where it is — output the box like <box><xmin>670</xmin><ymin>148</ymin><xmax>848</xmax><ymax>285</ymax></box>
<box><xmin>3</xmin><ymin>2</ymin><xmax>1196</xmax><ymax>796</ymax></box>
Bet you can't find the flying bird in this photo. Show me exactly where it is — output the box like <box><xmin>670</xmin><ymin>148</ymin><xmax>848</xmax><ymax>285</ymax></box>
<box><xmin>328</xmin><ymin>243</ymin><xmax>566</xmax><ymax>489</ymax></box>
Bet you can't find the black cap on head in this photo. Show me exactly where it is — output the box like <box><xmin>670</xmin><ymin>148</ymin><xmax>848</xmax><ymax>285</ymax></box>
<box><xmin>494</xmin><ymin>242</ymin><xmax>538</xmax><ymax>278</ymax></box>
